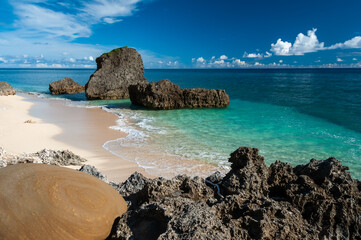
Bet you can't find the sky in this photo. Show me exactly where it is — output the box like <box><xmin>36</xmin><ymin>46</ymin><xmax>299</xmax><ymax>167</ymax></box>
<box><xmin>0</xmin><ymin>0</ymin><xmax>361</xmax><ymax>68</ymax></box>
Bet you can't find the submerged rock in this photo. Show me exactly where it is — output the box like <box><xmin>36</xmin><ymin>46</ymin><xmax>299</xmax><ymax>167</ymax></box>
<box><xmin>0</xmin><ymin>147</ymin><xmax>86</xmax><ymax>167</ymax></box>
<box><xmin>49</xmin><ymin>77</ymin><xmax>85</xmax><ymax>95</ymax></box>
<box><xmin>0</xmin><ymin>81</ymin><xmax>16</xmax><ymax>96</ymax></box>
<box><xmin>128</xmin><ymin>79</ymin><xmax>230</xmax><ymax>109</ymax></box>
<box><xmin>109</xmin><ymin>147</ymin><xmax>361</xmax><ymax>240</ymax></box>
<box><xmin>0</xmin><ymin>164</ymin><xmax>127</xmax><ymax>240</ymax></box>
<box><xmin>85</xmin><ymin>47</ymin><xmax>147</xmax><ymax>100</ymax></box>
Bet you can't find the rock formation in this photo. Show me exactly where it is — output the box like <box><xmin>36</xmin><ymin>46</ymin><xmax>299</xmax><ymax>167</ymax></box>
<box><xmin>107</xmin><ymin>147</ymin><xmax>361</xmax><ymax>240</ymax></box>
<box><xmin>49</xmin><ymin>77</ymin><xmax>84</xmax><ymax>95</ymax></box>
<box><xmin>0</xmin><ymin>164</ymin><xmax>127</xmax><ymax>240</ymax></box>
<box><xmin>0</xmin><ymin>81</ymin><xmax>16</xmax><ymax>96</ymax></box>
<box><xmin>79</xmin><ymin>165</ymin><xmax>109</xmax><ymax>183</ymax></box>
<box><xmin>128</xmin><ymin>79</ymin><xmax>230</xmax><ymax>109</ymax></box>
<box><xmin>0</xmin><ymin>147</ymin><xmax>86</xmax><ymax>168</ymax></box>
<box><xmin>1</xmin><ymin>146</ymin><xmax>360</xmax><ymax>239</ymax></box>
<box><xmin>85</xmin><ymin>47</ymin><xmax>147</xmax><ymax>100</ymax></box>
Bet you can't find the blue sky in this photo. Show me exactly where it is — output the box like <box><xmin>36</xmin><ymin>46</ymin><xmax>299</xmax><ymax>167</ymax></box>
<box><xmin>0</xmin><ymin>0</ymin><xmax>360</xmax><ymax>68</ymax></box>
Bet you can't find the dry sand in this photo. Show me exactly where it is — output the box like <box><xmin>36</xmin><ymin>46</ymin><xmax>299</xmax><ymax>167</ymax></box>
<box><xmin>0</xmin><ymin>94</ymin><xmax>150</xmax><ymax>182</ymax></box>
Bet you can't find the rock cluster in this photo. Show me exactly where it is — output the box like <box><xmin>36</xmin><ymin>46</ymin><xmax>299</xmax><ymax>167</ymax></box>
<box><xmin>0</xmin><ymin>147</ymin><xmax>86</xmax><ymax>168</ymax></box>
<box><xmin>128</xmin><ymin>79</ymin><xmax>230</xmax><ymax>109</ymax></box>
<box><xmin>85</xmin><ymin>47</ymin><xmax>147</xmax><ymax>100</ymax></box>
<box><xmin>105</xmin><ymin>147</ymin><xmax>361</xmax><ymax>240</ymax></box>
<box><xmin>0</xmin><ymin>81</ymin><xmax>16</xmax><ymax>96</ymax></box>
<box><xmin>49</xmin><ymin>77</ymin><xmax>85</xmax><ymax>95</ymax></box>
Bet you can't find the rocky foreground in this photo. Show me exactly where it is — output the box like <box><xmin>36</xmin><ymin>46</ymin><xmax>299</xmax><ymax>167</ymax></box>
<box><xmin>0</xmin><ymin>147</ymin><xmax>86</xmax><ymax>167</ymax></box>
<box><xmin>92</xmin><ymin>147</ymin><xmax>360</xmax><ymax>240</ymax></box>
<box><xmin>0</xmin><ymin>146</ymin><xmax>360</xmax><ymax>239</ymax></box>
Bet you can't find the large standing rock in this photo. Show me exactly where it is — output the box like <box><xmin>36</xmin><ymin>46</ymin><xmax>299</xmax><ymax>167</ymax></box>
<box><xmin>85</xmin><ymin>47</ymin><xmax>147</xmax><ymax>100</ymax></box>
<box><xmin>128</xmin><ymin>79</ymin><xmax>230</xmax><ymax>109</ymax></box>
<box><xmin>49</xmin><ymin>77</ymin><xmax>84</xmax><ymax>95</ymax></box>
<box><xmin>0</xmin><ymin>82</ymin><xmax>16</xmax><ymax>96</ymax></box>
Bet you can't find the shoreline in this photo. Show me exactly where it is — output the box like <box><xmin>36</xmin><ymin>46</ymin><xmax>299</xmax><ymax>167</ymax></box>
<box><xmin>0</xmin><ymin>93</ymin><xmax>151</xmax><ymax>182</ymax></box>
<box><xmin>0</xmin><ymin>92</ymin><xmax>224</xmax><ymax>181</ymax></box>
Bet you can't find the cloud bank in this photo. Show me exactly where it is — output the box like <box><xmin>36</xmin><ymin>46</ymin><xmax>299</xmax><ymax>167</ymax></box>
<box><xmin>0</xmin><ymin>0</ymin><xmax>171</xmax><ymax>68</ymax></box>
<box><xmin>271</xmin><ymin>29</ymin><xmax>325</xmax><ymax>56</ymax></box>
<box><xmin>270</xmin><ymin>28</ymin><xmax>361</xmax><ymax>56</ymax></box>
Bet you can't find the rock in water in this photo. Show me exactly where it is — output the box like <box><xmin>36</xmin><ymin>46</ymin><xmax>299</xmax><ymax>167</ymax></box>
<box><xmin>49</xmin><ymin>77</ymin><xmax>85</xmax><ymax>95</ymax></box>
<box><xmin>0</xmin><ymin>81</ymin><xmax>16</xmax><ymax>96</ymax></box>
<box><xmin>128</xmin><ymin>79</ymin><xmax>230</xmax><ymax>109</ymax></box>
<box><xmin>85</xmin><ymin>47</ymin><xmax>147</xmax><ymax>100</ymax></box>
<box><xmin>0</xmin><ymin>164</ymin><xmax>127</xmax><ymax>240</ymax></box>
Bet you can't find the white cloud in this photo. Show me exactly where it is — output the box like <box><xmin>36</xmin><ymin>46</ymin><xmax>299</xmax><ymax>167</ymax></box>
<box><xmin>233</xmin><ymin>59</ymin><xmax>246</xmax><ymax>66</ymax></box>
<box><xmin>271</xmin><ymin>29</ymin><xmax>324</xmax><ymax>56</ymax></box>
<box><xmin>337</xmin><ymin>57</ymin><xmax>343</xmax><ymax>62</ymax></box>
<box><xmin>83</xmin><ymin>0</ymin><xmax>143</xmax><ymax>21</ymax></box>
<box><xmin>213</xmin><ymin>60</ymin><xmax>225</xmax><ymax>65</ymax></box>
<box><xmin>264</xmin><ymin>51</ymin><xmax>272</xmax><ymax>58</ymax></box>
<box><xmin>0</xmin><ymin>57</ymin><xmax>8</xmax><ymax>63</ymax></box>
<box><xmin>102</xmin><ymin>17</ymin><xmax>123</xmax><ymax>24</ymax></box>
<box><xmin>279</xmin><ymin>60</ymin><xmax>283</xmax><ymax>63</ymax></box>
<box><xmin>270</xmin><ymin>39</ymin><xmax>292</xmax><ymax>56</ymax></box>
<box><xmin>0</xmin><ymin>36</ymin><xmax>107</xmax><ymax>60</ymax></box>
<box><xmin>197</xmin><ymin>57</ymin><xmax>206</xmax><ymax>63</ymax></box>
<box><xmin>8</xmin><ymin>0</ymin><xmax>145</xmax><ymax>39</ymax></box>
<box><xmin>13</xmin><ymin>3</ymin><xmax>91</xmax><ymax>39</ymax></box>
<box><xmin>35</xmin><ymin>63</ymin><xmax>65</xmax><ymax>68</ymax></box>
<box><xmin>69</xmin><ymin>58</ymin><xmax>76</xmax><ymax>63</ymax></box>
<box><xmin>353</xmin><ymin>58</ymin><xmax>358</xmax><ymax>61</ymax></box>
<box><xmin>243</xmin><ymin>51</ymin><xmax>272</xmax><ymax>59</ymax></box>
<box><xmin>329</xmin><ymin>36</ymin><xmax>361</xmax><ymax>49</ymax></box>
<box><xmin>220</xmin><ymin>55</ymin><xmax>228</xmax><ymax>60</ymax></box>
<box><xmin>243</xmin><ymin>52</ymin><xmax>263</xmax><ymax>58</ymax></box>
<box><xmin>192</xmin><ymin>56</ymin><xmax>250</xmax><ymax>68</ymax></box>
<box><xmin>138</xmin><ymin>49</ymin><xmax>183</xmax><ymax>69</ymax></box>
<box><xmin>0</xmin><ymin>0</ymin><xmax>151</xmax><ymax>67</ymax></box>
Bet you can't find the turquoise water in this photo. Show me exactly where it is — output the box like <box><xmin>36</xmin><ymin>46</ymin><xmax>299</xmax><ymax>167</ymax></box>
<box><xmin>1</xmin><ymin>68</ymin><xmax>361</xmax><ymax>178</ymax></box>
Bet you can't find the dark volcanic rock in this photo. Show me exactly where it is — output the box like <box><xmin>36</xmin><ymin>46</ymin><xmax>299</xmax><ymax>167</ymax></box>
<box><xmin>128</xmin><ymin>79</ymin><xmax>230</xmax><ymax>109</ymax></box>
<box><xmin>85</xmin><ymin>47</ymin><xmax>147</xmax><ymax>100</ymax></box>
<box><xmin>0</xmin><ymin>81</ymin><xmax>16</xmax><ymax>96</ymax></box>
<box><xmin>108</xmin><ymin>147</ymin><xmax>361</xmax><ymax>240</ymax></box>
<box><xmin>79</xmin><ymin>165</ymin><xmax>108</xmax><ymax>183</ymax></box>
<box><xmin>49</xmin><ymin>77</ymin><xmax>84</xmax><ymax>95</ymax></box>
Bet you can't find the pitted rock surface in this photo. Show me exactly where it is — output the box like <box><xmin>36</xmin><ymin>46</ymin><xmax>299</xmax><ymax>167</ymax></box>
<box><xmin>85</xmin><ymin>47</ymin><xmax>147</xmax><ymax>100</ymax></box>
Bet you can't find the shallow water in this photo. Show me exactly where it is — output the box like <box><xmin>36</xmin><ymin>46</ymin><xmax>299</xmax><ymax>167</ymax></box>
<box><xmin>2</xmin><ymin>68</ymin><xmax>361</xmax><ymax>178</ymax></box>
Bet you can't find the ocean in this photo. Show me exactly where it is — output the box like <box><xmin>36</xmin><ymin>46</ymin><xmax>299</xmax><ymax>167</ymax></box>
<box><xmin>1</xmin><ymin>68</ymin><xmax>361</xmax><ymax>178</ymax></box>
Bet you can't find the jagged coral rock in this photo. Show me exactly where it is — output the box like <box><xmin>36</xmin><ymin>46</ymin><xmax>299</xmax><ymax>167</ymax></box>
<box><xmin>109</xmin><ymin>147</ymin><xmax>361</xmax><ymax>240</ymax></box>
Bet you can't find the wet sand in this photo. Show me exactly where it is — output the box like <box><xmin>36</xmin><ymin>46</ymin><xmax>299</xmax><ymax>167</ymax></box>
<box><xmin>0</xmin><ymin>94</ymin><xmax>150</xmax><ymax>182</ymax></box>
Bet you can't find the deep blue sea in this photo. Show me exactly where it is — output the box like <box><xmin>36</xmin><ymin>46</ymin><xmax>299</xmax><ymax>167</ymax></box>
<box><xmin>1</xmin><ymin>68</ymin><xmax>361</xmax><ymax>178</ymax></box>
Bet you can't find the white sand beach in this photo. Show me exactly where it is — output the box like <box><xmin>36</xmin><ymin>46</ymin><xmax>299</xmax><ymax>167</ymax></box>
<box><xmin>0</xmin><ymin>94</ymin><xmax>150</xmax><ymax>182</ymax></box>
